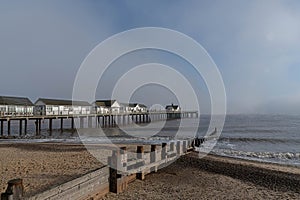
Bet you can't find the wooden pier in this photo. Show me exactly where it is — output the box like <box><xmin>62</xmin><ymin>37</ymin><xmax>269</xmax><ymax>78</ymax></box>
<box><xmin>0</xmin><ymin>111</ymin><xmax>198</xmax><ymax>137</ymax></box>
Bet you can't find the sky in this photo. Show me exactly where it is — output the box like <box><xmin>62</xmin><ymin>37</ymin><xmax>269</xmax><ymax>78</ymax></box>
<box><xmin>0</xmin><ymin>0</ymin><xmax>300</xmax><ymax>114</ymax></box>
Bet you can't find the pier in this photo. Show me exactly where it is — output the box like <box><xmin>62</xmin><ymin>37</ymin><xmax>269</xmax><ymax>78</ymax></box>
<box><xmin>0</xmin><ymin>111</ymin><xmax>198</xmax><ymax>137</ymax></box>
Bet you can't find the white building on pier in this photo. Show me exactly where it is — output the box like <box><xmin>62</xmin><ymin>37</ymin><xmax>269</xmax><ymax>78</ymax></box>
<box><xmin>94</xmin><ymin>100</ymin><xmax>148</xmax><ymax>114</ymax></box>
<box><xmin>0</xmin><ymin>96</ymin><xmax>34</xmax><ymax>116</ymax></box>
<box><xmin>165</xmin><ymin>104</ymin><xmax>181</xmax><ymax>112</ymax></box>
<box><xmin>34</xmin><ymin>98</ymin><xmax>91</xmax><ymax>116</ymax></box>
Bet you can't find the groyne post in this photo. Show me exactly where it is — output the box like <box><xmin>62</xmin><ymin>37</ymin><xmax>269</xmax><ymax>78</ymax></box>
<box><xmin>161</xmin><ymin>143</ymin><xmax>167</xmax><ymax>160</ymax></box>
<box><xmin>136</xmin><ymin>146</ymin><xmax>145</xmax><ymax>180</ymax></box>
<box><xmin>176</xmin><ymin>141</ymin><xmax>181</xmax><ymax>156</ymax></box>
<box><xmin>1</xmin><ymin>179</ymin><xmax>24</xmax><ymax>200</ymax></box>
<box><xmin>183</xmin><ymin>140</ymin><xmax>187</xmax><ymax>153</ymax></box>
<box><xmin>108</xmin><ymin>147</ymin><xmax>127</xmax><ymax>194</ymax></box>
<box><xmin>150</xmin><ymin>145</ymin><xmax>157</xmax><ymax>172</ymax></box>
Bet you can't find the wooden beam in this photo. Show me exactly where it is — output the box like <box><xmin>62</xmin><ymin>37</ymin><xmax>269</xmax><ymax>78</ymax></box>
<box><xmin>150</xmin><ymin>145</ymin><xmax>157</xmax><ymax>172</ymax></box>
<box><xmin>136</xmin><ymin>146</ymin><xmax>145</xmax><ymax>180</ymax></box>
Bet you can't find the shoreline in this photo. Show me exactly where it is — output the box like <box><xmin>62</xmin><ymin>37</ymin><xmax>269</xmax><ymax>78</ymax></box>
<box><xmin>208</xmin><ymin>151</ymin><xmax>300</xmax><ymax>168</ymax></box>
<box><xmin>1</xmin><ymin>143</ymin><xmax>299</xmax><ymax>199</ymax></box>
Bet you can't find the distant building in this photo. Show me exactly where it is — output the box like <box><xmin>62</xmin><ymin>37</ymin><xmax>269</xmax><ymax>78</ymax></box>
<box><xmin>94</xmin><ymin>100</ymin><xmax>133</xmax><ymax>114</ymax></box>
<box><xmin>94</xmin><ymin>100</ymin><xmax>115</xmax><ymax>114</ymax></box>
<box><xmin>94</xmin><ymin>100</ymin><xmax>148</xmax><ymax>114</ymax></box>
<box><xmin>165</xmin><ymin>103</ymin><xmax>181</xmax><ymax>112</ymax></box>
<box><xmin>34</xmin><ymin>98</ymin><xmax>91</xmax><ymax>116</ymax></box>
<box><xmin>0</xmin><ymin>96</ymin><xmax>34</xmax><ymax>116</ymax></box>
<box><xmin>132</xmin><ymin>103</ymin><xmax>148</xmax><ymax>113</ymax></box>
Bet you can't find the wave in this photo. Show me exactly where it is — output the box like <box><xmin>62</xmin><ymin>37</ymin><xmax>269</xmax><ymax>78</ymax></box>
<box><xmin>213</xmin><ymin>149</ymin><xmax>300</xmax><ymax>160</ymax></box>
<box><xmin>222</xmin><ymin>128</ymin><xmax>284</xmax><ymax>134</ymax></box>
<box><xmin>219</xmin><ymin>137</ymin><xmax>300</xmax><ymax>144</ymax></box>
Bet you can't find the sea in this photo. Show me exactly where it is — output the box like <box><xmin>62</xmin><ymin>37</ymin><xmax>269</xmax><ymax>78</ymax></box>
<box><xmin>1</xmin><ymin>114</ymin><xmax>300</xmax><ymax>167</ymax></box>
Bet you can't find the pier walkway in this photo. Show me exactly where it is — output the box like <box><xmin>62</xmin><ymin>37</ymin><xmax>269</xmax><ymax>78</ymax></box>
<box><xmin>0</xmin><ymin>111</ymin><xmax>198</xmax><ymax>137</ymax></box>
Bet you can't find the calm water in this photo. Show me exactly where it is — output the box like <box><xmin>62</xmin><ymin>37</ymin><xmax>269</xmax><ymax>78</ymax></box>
<box><xmin>1</xmin><ymin>114</ymin><xmax>300</xmax><ymax>166</ymax></box>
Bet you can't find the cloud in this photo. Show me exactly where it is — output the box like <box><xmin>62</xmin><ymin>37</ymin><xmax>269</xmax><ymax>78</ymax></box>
<box><xmin>0</xmin><ymin>0</ymin><xmax>299</xmax><ymax>114</ymax></box>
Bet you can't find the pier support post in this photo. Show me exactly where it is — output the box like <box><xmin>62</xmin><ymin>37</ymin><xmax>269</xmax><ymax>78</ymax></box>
<box><xmin>49</xmin><ymin>118</ymin><xmax>53</xmax><ymax>135</ymax></box>
<box><xmin>102</xmin><ymin>116</ymin><xmax>105</xmax><ymax>127</ymax></box>
<box><xmin>35</xmin><ymin>119</ymin><xmax>39</xmax><ymax>135</ymax></box>
<box><xmin>24</xmin><ymin>119</ymin><xmax>27</xmax><ymax>134</ymax></box>
<box><xmin>108</xmin><ymin>115</ymin><xmax>111</xmax><ymax>127</ymax></box>
<box><xmin>71</xmin><ymin>117</ymin><xmax>74</xmax><ymax>129</ymax></box>
<box><xmin>80</xmin><ymin>117</ymin><xmax>84</xmax><ymax>128</ymax></box>
<box><xmin>38</xmin><ymin>119</ymin><xmax>42</xmax><ymax>132</ymax></box>
<box><xmin>19</xmin><ymin>120</ymin><xmax>22</xmax><ymax>136</ymax></box>
<box><xmin>97</xmin><ymin>116</ymin><xmax>100</xmax><ymax>128</ymax></box>
<box><xmin>112</xmin><ymin>115</ymin><xmax>115</xmax><ymax>127</ymax></box>
<box><xmin>7</xmin><ymin>120</ymin><xmax>10</xmax><ymax>136</ymax></box>
<box><xmin>136</xmin><ymin>146</ymin><xmax>145</xmax><ymax>180</ymax></box>
<box><xmin>1</xmin><ymin>120</ymin><xmax>3</xmax><ymax>136</ymax></box>
<box><xmin>60</xmin><ymin>118</ymin><xmax>64</xmax><ymax>132</ymax></box>
<box><xmin>88</xmin><ymin>116</ymin><xmax>92</xmax><ymax>128</ymax></box>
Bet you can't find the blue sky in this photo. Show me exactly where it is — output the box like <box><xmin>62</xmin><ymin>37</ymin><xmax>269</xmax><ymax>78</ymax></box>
<box><xmin>0</xmin><ymin>0</ymin><xmax>300</xmax><ymax>114</ymax></box>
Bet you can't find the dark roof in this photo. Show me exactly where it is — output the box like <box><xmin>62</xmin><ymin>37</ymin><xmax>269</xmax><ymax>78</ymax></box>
<box><xmin>119</xmin><ymin>103</ymin><xmax>147</xmax><ymax>108</ymax></box>
<box><xmin>0</xmin><ymin>96</ymin><xmax>34</xmax><ymax>106</ymax></box>
<box><xmin>120</xmin><ymin>103</ymin><xmax>135</xmax><ymax>107</ymax></box>
<box><xmin>36</xmin><ymin>98</ymin><xmax>91</xmax><ymax>106</ymax></box>
<box><xmin>165</xmin><ymin>104</ymin><xmax>179</xmax><ymax>110</ymax></box>
<box><xmin>94</xmin><ymin>100</ymin><xmax>116</xmax><ymax>107</ymax></box>
<box><xmin>136</xmin><ymin>103</ymin><xmax>147</xmax><ymax>108</ymax></box>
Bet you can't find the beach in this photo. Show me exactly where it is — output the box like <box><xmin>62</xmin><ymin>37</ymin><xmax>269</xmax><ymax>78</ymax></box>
<box><xmin>104</xmin><ymin>152</ymin><xmax>300</xmax><ymax>199</ymax></box>
<box><xmin>0</xmin><ymin>143</ymin><xmax>103</xmax><ymax>197</ymax></box>
<box><xmin>0</xmin><ymin>143</ymin><xmax>299</xmax><ymax>199</ymax></box>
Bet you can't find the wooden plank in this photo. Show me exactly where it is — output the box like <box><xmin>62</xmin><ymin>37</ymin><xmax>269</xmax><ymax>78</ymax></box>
<box><xmin>136</xmin><ymin>146</ymin><xmax>145</xmax><ymax>180</ymax></box>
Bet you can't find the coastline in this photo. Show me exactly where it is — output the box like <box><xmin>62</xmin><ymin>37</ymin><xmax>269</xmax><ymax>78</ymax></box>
<box><xmin>0</xmin><ymin>143</ymin><xmax>299</xmax><ymax>199</ymax></box>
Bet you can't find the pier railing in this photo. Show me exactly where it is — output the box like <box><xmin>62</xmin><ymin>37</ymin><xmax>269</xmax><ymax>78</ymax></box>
<box><xmin>0</xmin><ymin>111</ymin><xmax>198</xmax><ymax>137</ymax></box>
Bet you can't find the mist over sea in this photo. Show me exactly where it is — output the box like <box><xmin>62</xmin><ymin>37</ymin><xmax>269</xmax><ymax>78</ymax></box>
<box><xmin>1</xmin><ymin>114</ymin><xmax>300</xmax><ymax>166</ymax></box>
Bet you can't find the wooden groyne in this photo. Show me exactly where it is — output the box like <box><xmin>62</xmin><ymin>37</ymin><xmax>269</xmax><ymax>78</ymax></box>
<box><xmin>1</xmin><ymin>139</ymin><xmax>194</xmax><ymax>200</ymax></box>
<box><xmin>0</xmin><ymin>111</ymin><xmax>198</xmax><ymax>137</ymax></box>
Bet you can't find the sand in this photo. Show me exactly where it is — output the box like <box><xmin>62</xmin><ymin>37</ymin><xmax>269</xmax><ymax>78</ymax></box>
<box><xmin>0</xmin><ymin>143</ymin><xmax>104</xmax><ymax>197</ymax></box>
<box><xmin>103</xmin><ymin>152</ymin><xmax>300</xmax><ymax>200</ymax></box>
<box><xmin>1</xmin><ymin>143</ymin><xmax>300</xmax><ymax>199</ymax></box>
